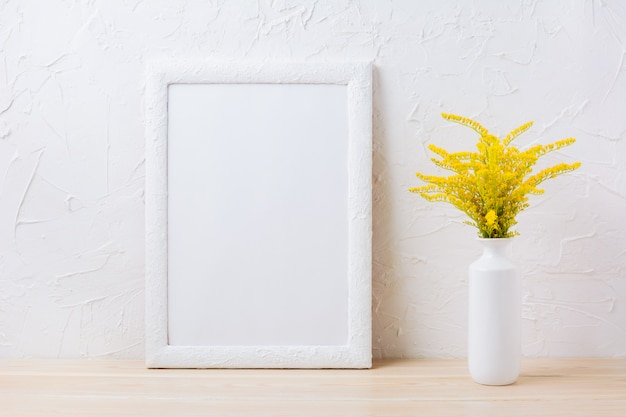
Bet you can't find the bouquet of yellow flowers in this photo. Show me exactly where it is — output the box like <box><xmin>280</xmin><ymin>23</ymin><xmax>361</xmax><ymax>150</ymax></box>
<box><xmin>410</xmin><ymin>113</ymin><xmax>581</xmax><ymax>238</ymax></box>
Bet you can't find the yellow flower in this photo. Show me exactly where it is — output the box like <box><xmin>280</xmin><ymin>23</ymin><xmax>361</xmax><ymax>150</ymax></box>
<box><xmin>409</xmin><ymin>113</ymin><xmax>581</xmax><ymax>238</ymax></box>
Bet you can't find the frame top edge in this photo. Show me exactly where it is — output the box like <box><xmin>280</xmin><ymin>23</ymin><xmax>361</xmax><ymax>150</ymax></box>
<box><xmin>146</xmin><ymin>61</ymin><xmax>372</xmax><ymax>85</ymax></box>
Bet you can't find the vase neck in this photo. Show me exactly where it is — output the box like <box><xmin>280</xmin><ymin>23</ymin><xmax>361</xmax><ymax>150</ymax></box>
<box><xmin>478</xmin><ymin>238</ymin><xmax>513</xmax><ymax>258</ymax></box>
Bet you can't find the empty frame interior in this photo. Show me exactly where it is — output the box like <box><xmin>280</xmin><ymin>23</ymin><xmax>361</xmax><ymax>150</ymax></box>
<box><xmin>167</xmin><ymin>83</ymin><xmax>349</xmax><ymax>346</ymax></box>
<box><xmin>145</xmin><ymin>62</ymin><xmax>371</xmax><ymax>368</ymax></box>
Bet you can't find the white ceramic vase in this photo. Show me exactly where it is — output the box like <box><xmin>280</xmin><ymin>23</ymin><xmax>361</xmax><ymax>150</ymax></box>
<box><xmin>468</xmin><ymin>238</ymin><xmax>521</xmax><ymax>385</ymax></box>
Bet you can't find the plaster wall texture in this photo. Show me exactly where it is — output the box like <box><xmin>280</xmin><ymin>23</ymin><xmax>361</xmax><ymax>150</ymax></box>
<box><xmin>0</xmin><ymin>0</ymin><xmax>624</xmax><ymax>359</ymax></box>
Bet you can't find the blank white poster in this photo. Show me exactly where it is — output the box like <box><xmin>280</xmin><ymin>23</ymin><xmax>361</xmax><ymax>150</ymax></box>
<box><xmin>166</xmin><ymin>83</ymin><xmax>349</xmax><ymax>347</ymax></box>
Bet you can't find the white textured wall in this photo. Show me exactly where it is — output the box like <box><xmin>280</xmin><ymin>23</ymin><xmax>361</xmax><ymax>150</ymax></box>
<box><xmin>1</xmin><ymin>0</ymin><xmax>624</xmax><ymax>359</ymax></box>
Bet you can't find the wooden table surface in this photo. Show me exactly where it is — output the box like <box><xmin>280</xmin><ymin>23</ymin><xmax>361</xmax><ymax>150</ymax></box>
<box><xmin>1</xmin><ymin>358</ymin><xmax>625</xmax><ymax>416</ymax></box>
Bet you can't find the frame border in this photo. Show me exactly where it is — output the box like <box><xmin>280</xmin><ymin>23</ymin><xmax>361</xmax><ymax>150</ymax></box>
<box><xmin>145</xmin><ymin>61</ymin><xmax>372</xmax><ymax>368</ymax></box>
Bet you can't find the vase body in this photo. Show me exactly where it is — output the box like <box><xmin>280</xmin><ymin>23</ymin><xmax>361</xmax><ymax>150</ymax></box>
<box><xmin>468</xmin><ymin>238</ymin><xmax>521</xmax><ymax>385</ymax></box>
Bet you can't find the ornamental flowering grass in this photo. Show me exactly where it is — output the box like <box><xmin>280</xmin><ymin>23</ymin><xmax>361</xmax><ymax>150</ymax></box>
<box><xmin>410</xmin><ymin>113</ymin><xmax>581</xmax><ymax>238</ymax></box>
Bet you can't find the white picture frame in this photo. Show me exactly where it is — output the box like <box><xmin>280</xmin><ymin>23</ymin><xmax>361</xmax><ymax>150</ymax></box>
<box><xmin>145</xmin><ymin>61</ymin><xmax>372</xmax><ymax>368</ymax></box>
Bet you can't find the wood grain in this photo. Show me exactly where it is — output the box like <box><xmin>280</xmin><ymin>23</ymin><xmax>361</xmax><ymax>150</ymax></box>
<box><xmin>1</xmin><ymin>359</ymin><xmax>625</xmax><ymax>416</ymax></box>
